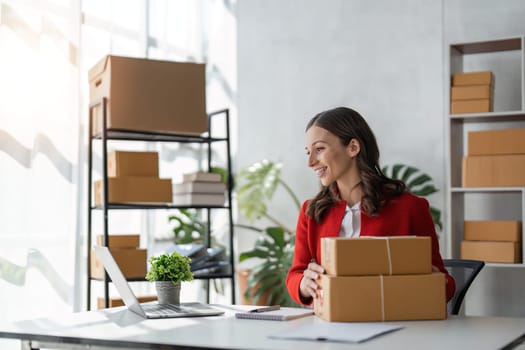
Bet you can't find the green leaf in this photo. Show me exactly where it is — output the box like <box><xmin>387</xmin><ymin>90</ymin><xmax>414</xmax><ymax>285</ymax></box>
<box><xmin>210</xmin><ymin>166</ymin><xmax>229</xmax><ymax>186</ymax></box>
<box><xmin>239</xmin><ymin>249</ymin><xmax>269</xmax><ymax>261</ymax></box>
<box><xmin>407</xmin><ymin>174</ymin><xmax>432</xmax><ymax>189</ymax></box>
<box><xmin>265</xmin><ymin>227</ymin><xmax>285</xmax><ymax>247</ymax></box>
<box><xmin>411</xmin><ymin>185</ymin><xmax>438</xmax><ymax>197</ymax></box>
<box><xmin>400</xmin><ymin>166</ymin><xmax>419</xmax><ymax>183</ymax></box>
<box><xmin>392</xmin><ymin>164</ymin><xmax>404</xmax><ymax>179</ymax></box>
<box><xmin>168</xmin><ymin>209</ymin><xmax>205</xmax><ymax>244</ymax></box>
<box><xmin>430</xmin><ymin>206</ymin><xmax>443</xmax><ymax>231</ymax></box>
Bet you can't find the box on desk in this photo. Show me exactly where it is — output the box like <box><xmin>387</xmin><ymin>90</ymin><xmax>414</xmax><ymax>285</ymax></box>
<box><xmin>97</xmin><ymin>295</ymin><xmax>157</xmax><ymax>309</ymax></box>
<box><xmin>96</xmin><ymin>234</ymin><xmax>140</xmax><ymax>248</ymax></box>
<box><xmin>94</xmin><ymin>177</ymin><xmax>172</xmax><ymax>205</ymax></box>
<box><xmin>462</xmin><ymin>155</ymin><xmax>525</xmax><ymax>187</ymax></box>
<box><xmin>89</xmin><ymin>55</ymin><xmax>207</xmax><ymax>136</ymax></box>
<box><xmin>91</xmin><ymin>248</ymin><xmax>147</xmax><ymax>279</ymax></box>
<box><xmin>108</xmin><ymin>151</ymin><xmax>159</xmax><ymax>177</ymax></box>
<box><xmin>461</xmin><ymin>241</ymin><xmax>521</xmax><ymax>263</ymax></box>
<box><xmin>314</xmin><ymin>273</ymin><xmax>446</xmax><ymax>322</ymax></box>
<box><xmin>321</xmin><ymin>236</ymin><xmax>432</xmax><ymax>276</ymax></box>
<box><xmin>464</xmin><ymin>221</ymin><xmax>522</xmax><ymax>242</ymax></box>
<box><xmin>468</xmin><ymin>128</ymin><xmax>525</xmax><ymax>156</ymax></box>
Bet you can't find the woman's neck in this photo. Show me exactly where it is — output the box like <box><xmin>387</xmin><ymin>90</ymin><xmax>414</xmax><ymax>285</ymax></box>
<box><xmin>337</xmin><ymin>179</ymin><xmax>362</xmax><ymax>207</ymax></box>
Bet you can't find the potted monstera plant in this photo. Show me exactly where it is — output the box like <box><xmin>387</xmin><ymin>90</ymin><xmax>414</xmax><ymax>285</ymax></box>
<box><xmin>145</xmin><ymin>252</ymin><xmax>194</xmax><ymax>304</ymax></box>
<box><xmin>236</xmin><ymin>160</ymin><xmax>301</xmax><ymax>307</ymax></box>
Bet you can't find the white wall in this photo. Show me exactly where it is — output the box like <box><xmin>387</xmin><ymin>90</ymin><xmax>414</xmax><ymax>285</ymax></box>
<box><xmin>237</xmin><ymin>0</ymin><xmax>444</xmax><ymax>253</ymax></box>
<box><xmin>237</xmin><ymin>0</ymin><xmax>525</xmax><ymax>316</ymax></box>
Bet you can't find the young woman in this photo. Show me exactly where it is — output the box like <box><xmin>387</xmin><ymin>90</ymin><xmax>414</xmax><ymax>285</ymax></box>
<box><xmin>286</xmin><ymin>106</ymin><xmax>455</xmax><ymax>305</ymax></box>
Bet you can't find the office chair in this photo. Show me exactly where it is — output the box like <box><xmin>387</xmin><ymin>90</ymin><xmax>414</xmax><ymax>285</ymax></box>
<box><xmin>443</xmin><ymin>259</ymin><xmax>485</xmax><ymax>315</ymax></box>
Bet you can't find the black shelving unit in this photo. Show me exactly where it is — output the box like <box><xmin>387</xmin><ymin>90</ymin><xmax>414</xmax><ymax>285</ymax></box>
<box><xmin>87</xmin><ymin>98</ymin><xmax>235</xmax><ymax>310</ymax></box>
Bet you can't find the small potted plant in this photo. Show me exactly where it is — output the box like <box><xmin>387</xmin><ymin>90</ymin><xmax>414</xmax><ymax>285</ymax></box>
<box><xmin>145</xmin><ymin>252</ymin><xmax>194</xmax><ymax>304</ymax></box>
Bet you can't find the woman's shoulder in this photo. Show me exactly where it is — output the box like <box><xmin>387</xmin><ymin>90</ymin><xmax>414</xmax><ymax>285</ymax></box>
<box><xmin>389</xmin><ymin>191</ymin><xmax>429</xmax><ymax>208</ymax></box>
<box><xmin>299</xmin><ymin>198</ymin><xmax>346</xmax><ymax>219</ymax></box>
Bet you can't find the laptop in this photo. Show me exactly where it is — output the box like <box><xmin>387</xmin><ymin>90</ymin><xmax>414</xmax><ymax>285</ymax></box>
<box><xmin>93</xmin><ymin>245</ymin><xmax>225</xmax><ymax>319</ymax></box>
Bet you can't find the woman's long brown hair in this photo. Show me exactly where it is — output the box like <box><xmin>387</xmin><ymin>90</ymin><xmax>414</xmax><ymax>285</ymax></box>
<box><xmin>305</xmin><ymin>107</ymin><xmax>406</xmax><ymax>223</ymax></box>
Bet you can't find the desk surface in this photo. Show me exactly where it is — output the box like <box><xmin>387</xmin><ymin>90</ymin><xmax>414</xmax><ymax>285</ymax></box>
<box><xmin>1</xmin><ymin>305</ymin><xmax>524</xmax><ymax>350</ymax></box>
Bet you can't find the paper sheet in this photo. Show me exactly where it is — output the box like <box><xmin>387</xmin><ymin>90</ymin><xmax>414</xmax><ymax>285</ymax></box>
<box><xmin>269</xmin><ymin>322</ymin><xmax>404</xmax><ymax>343</ymax></box>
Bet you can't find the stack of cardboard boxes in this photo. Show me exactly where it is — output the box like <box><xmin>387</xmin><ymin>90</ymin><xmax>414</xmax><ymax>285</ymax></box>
<box><xmin>462</xmin><ymin>128</ymin><xmax>525</xmax><ymax>187</ymax></box>
<box><xmin>91</xmin><ymin>234</ymin><xmax>153</xmax><ymax>309</ymax></box>
<box><xmin>172</xmin><ymin>172</ymin><xmax>226</xmax><ymax>206</ymax></box>
<box><xmin>94</xmin><ymin>150</ymin><xmax>172</xmax><ymax>204</ymax></box>
<box><xmin>91</xmin><ymin>234</ymin><xmax>147</xmax><ymax>280</ymax></box>
<box><xmin>314</xmin><ymin>237</ymin><xmax>446</xmax><ymax>322</ymax></box>
<box><xmin>461</xmin><ymin>221</ymin><xmax>522</xmax><ymax>263</ymax></box>
<box><xmin>450</xmin><ymin>71</ymin><xmax>493</xmax><ymax>114</ymax></box>
<box><xmin>460</xmin><ymin>127</ymin><xmax>525</xmax><ymax>263</ymax></box>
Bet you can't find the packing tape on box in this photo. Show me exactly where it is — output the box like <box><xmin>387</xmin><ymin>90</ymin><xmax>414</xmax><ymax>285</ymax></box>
<box><xmin>379</xmin><ymin>275</ymin><xmax>385</xmax><ymax>321</ymax></box>
<box><xmin>370</xmin><ymin>237</ymin><xmax>393</xmax><ymax>275</ymax></box>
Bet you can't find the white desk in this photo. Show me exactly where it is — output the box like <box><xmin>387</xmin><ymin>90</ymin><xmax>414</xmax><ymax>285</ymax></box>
<box><xmin>1</xmin><ymin>305</ymin><xmax>524</xmax><ymax>350</ymax></box>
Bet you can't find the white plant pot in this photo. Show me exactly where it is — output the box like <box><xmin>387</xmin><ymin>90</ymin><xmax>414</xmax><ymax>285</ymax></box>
<box><xmin>155</xmin><ymin>281</ymin><xmax>181</xmax><ymax>304</ymax></box>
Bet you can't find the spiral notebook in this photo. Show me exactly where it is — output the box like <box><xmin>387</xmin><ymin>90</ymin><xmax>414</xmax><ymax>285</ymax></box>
<box><xmin>235</xmin><ymin>307</ymin><xmax>314</xmax><ymax>321</ymax></box>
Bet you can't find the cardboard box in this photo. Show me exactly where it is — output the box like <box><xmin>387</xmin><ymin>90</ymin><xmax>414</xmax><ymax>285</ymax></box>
<box><xmin>464</xmin><ymin>221</ymin><xmax>522</xmax><ymax>242</ymax></box>
<box><xmin>91</xmin><ymin>248</ymin><xmax>147</xmax><ymax>279</ymax></box>
<box><xmin>108</xmin><ymin>151</ymin><xmax>159</xmax><ymax>177</ymax></box>
<box><xmin>96</xmin><ymin>234</ymin><xmax>140</xmax><ymax>248</ymax></box>
<box><xmin>94</xmin><ymin>177</ymin><xmax>173</xmax><ymax>205</ymax></box>
<box><xmin>452</xmin><ymin>71</ymin><xmax>493</xmax><ymax>86</ymax></box>
<box><xmin>462</xmin><ymin>155</ymin><xmax>525</xmax><ymax>187</ymax></box>
<box><xmin>89</xmin><ymin>55</ymin><xmax>207</xmax><ymax>135</ymax></box>
<box><xmin>314</xmin><ymin>273</ymin><xmax>446</xmax><ymax>322</ymax></box>
<box><xmin>97</xmin><ymin>295</ymin><xmax>157</xmax><ymax>309</ymax></box>
<box><xmin>321</xmin><ymin>236</ymin><xmax>432</xmax><ymax>276</ymax></box>
<box><xmin>468</xmin><ymin>128</ymin><xmax>525</xmax><ymax>156</ymax></box>
<box><xmin>461</xmin><ymin>241</ymin><xmax>521</xmax><ymax>263</ymax></box>
<box><xmin>451</xmin><ymin>99</ymin><xmax>491</xmax><ymax>114</ymax></box>
<box><xmin>451</xmin><ymin>85</ymin><xmax>492</xmax><ymax>100</ymax></box>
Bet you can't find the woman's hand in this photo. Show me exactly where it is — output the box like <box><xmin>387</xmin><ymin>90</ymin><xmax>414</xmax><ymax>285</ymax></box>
<box><xmin>299</xmin><ymin>260</ymin><xmax>324</xmax><ymax>300</ymax></box>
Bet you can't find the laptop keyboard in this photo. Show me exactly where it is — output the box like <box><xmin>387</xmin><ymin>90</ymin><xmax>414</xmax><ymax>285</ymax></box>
<box><xmin>143</xmin><ymin>304</ymin><xmax>188</xmax><ymax>316</ymax></box>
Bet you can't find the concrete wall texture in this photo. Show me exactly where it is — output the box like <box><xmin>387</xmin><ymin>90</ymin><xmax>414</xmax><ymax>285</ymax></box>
<box><xmin>237</xmin><ymin>0</ymin><xmax>525</xmax><ymax>316</ymax></box>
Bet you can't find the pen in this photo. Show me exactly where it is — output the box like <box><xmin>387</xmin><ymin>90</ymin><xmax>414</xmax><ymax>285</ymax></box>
<box><xmin>249</xmin><ymin>305</ymin><xmax>280</xmax><ymax>313</ymax></box>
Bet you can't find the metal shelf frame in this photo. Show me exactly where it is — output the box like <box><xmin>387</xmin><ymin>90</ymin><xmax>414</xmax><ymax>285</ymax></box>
<box><xmin>87</xmin><ymin>98</ymin><xmax>235</xmax><ymax>310</ymax></box>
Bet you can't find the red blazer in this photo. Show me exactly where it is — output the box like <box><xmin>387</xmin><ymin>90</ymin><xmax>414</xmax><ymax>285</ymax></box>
<box><xmin>286</xmin><ymin>192</ymin><xmax>455</xmax><ymax>305</ymax></box>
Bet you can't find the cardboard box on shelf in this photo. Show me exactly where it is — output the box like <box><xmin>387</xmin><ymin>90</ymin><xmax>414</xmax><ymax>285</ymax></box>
<box><xmin>97</xmin><ymin>295</ymin><xmax>157</xmax><ymax>309</ymax></box>
<box><xmin>94</xmin><ymin>177</ymin><xmax>172</xmax><ymax>205</ymax></box>
<box><xmin>96</xmin><ymin>234</ymin><xmax>140</xmax><ymax>248</ymax></box>
<box><xmin>451</xmin><ymin>85</ymin><xmax>492</xmax><ymax>100</ymax></box>
<box><xmin>91</xmin><ymin>248</ymin><xmax>147</xmax><ymax>279</ymax></box>
<box><xmin>450</xmin><ymin>99</ymin><xmax>492</xmax><ymax>114</ymax></box>
<box><xmin>108</xmin><ymin>151</ymin><xmax>159</xmax><ymax>177</ymax></box>
<box><xmin>321</xmin><ymin>236</ymin><xmax>432</xmax><ymax>276</ymax></box>
<box><xmin>461</xmin><ymin>240</ymin><xmax>521</xmax><ymax>263</ymax></box>
<box><xmin>89</xmin><ymin>55</ymin><xmax>207</xmax><ymax>136</ymax></box>
<box><xmin>468</xmin><ymin>128</ymin><xmax>525</xmax><ymax>156</ymax></box>
<box><xmin>464</xmin><ymin>221</ymin><xmax>522</xmax><ymax>242</ymax></box>
<box><xmin>462</xmin><ymin>155</ymin><xmax>525</xmax><ymax>187</ymax></box>
<box><xmin>452</xmin><ymin>71</ymin><xmax>493</xmax><ymax>86</ymax></box>
<box><xmin>314</xmin><ymin>273</ymin><xmax>446</xmax><ymax>322</ymax></box>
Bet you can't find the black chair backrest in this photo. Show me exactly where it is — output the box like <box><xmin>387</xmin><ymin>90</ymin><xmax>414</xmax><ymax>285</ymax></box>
<box><xmin>443</xmin><ymin>259</ymin><xmax>485</xmax><ymax>315</ymax></box>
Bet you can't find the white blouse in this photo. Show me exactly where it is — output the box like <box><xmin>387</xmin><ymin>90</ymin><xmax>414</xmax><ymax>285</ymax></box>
<box><xmin>339</xmin><ymin>202</ymin><xmax>361</xmax><ymax>238</ymax></box>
